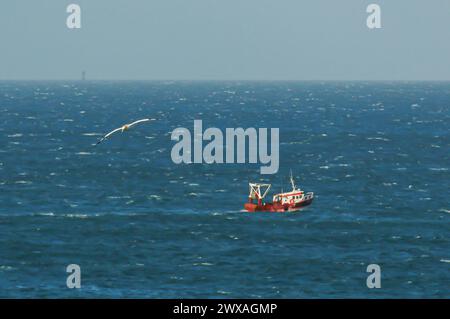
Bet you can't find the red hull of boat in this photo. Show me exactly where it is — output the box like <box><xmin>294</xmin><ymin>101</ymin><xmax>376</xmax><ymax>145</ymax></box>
<box><xmin>244</xmin><ymin>198</ymin><xmax>313</xmax><ymax>213</ymax></box>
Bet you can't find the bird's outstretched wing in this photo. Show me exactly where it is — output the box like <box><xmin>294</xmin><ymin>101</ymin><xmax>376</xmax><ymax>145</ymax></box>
<box><xmin>95</xmin><ymin>127</ymin><xmax>122</xmax><ymax>145</ymax></box>
<box><xmin>94</xmin><ymin>118</ymin><xmax>154</xmax><ymax>146</ymax></box>
<box><xmin>128</xmin><ymin>118</ymin><xmax>151</xmax><ymax>127</ymax></box>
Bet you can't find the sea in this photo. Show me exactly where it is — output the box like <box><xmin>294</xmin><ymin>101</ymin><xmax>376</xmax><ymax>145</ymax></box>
<box><xmin>0</xmin><ymin>81</ymin><xmax>449</xmax><ymax>298</ymax></box>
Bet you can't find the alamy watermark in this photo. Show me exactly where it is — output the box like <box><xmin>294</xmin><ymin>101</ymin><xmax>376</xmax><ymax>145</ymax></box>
<box><xmin>66</xmin><ymin>4</ymin><xmax>81</xmax><ymax>29</ymax></box>
<box><xmin>366</xmin><ymin>4</ymin><xmax>381</xmax><ymax>29</ymax></box>
<box><xmin>66</xmin><ymin>264</ymin><xmax>81</xmax><ymax>289</ymax></box>
<box><xmin>366</xmin><ymin>264</ymin><xmax>381</xmax><ymax>289</ymax></box>
<box><xmin>171</xmin><ymin>120</ymin><xmax>279</xmax><ymax>174</ymax></box>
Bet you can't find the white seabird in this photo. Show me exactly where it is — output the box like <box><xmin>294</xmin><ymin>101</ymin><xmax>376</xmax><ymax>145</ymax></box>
<box><xmin>95</xmin><ymin>118</ymin><xmax>154</xmax><ymax>145</ymax></box>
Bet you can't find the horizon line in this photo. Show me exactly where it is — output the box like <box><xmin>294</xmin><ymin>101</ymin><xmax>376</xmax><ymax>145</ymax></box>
<box><xmin>2</xmin><ymin>78</ymin><xmax>450</xmax><ymax>82</ymax></box>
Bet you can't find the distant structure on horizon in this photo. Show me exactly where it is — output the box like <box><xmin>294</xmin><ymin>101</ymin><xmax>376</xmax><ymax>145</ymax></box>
<box><xmin>81</xmin><ymin>71</ymin><xmax>86</xmax><ymax>81</ymax></box>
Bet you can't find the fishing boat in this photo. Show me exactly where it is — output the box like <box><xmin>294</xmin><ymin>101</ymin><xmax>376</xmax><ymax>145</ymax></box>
<box><xmin>244</xmin><ymin>172</ymin><xmax>314</xmax><ymax>212</ymax></box>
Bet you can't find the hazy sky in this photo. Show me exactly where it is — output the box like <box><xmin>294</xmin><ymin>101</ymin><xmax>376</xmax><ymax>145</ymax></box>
<box><xmin>1</xmin><ymin>0</ymin><xmax>450</xmax><ymax>80</ymax></box>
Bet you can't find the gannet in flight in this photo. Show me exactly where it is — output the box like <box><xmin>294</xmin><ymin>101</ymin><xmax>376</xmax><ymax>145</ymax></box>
<box><xmin>95</xmin><ymin>118</ymin><xmax>154</xmax><ymax>145</ymax></box>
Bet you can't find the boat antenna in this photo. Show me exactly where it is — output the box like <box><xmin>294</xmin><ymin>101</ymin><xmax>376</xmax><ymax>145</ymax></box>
<box><xmin>280</xmin><ymin>173</ymin><xmax>283</xmax><ymax>194</ymax></box>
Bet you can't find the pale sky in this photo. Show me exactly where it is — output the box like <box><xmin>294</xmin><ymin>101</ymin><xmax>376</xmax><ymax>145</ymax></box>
<box><xmin>1</xmin><ymin>0</ymin><xmax>450</xmax><ymax>80</ymax></box>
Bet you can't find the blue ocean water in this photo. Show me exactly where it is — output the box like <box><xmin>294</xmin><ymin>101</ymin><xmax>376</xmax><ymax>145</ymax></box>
<box><xmin>0</xmin><ymin>81</ymin><xmax>449</xmax><ymax>298</ymax></box>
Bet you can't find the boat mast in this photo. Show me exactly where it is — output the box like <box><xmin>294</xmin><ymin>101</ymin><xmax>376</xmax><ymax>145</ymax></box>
<box><xmin>289</xmin><ymin>170</ymin><xmax>296</xmax><ymax>190</ymax></box>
